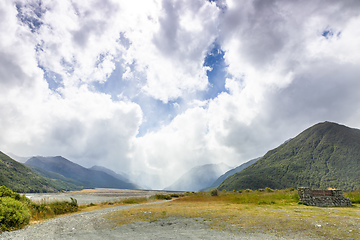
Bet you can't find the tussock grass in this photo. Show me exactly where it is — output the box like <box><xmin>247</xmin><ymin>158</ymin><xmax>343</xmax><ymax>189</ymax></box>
<box><xmin>105</xmin><ymin>189</ymin><xmax>360</xmax><ymax>239</ymax></box>
<box><xmin>29</xmin><ymin>197</ymin><xmax>78</xmax><ymax>222</ymax></box>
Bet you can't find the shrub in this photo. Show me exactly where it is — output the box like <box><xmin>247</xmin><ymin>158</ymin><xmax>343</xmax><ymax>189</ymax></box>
<box><xmin>48</xmin><ymin>199</ymin><xmax>78</xmax><ymax>215</ymax></box>
<box><xmin>0</xmin><ymin>186</ymin><xmax>29</xmax><ymax>204</ymax></box>
<box><xmin>170</xmin><ymin>194</ymin><xmax>184</xmax><ymax>198</ymax></box>
<box><xmin>257</xmin><ymin>200</ymin><xmax>276</xmax><ymax>205</ymax></box>
<box><xmin>155</xmin><ymin>194</ymin><xmax>172</xmax><ymax>200</ymax></box>
<box><xmin>0</xmin><ymin>197</ymin><xmax>31</xmax><ymax>232</ymax></box>
<box><xmin>245</xmin><ymin>189</ymin><xmax>252</xmax><ymax>193</ymax></box>
<box><xmin>0</xmin><ymin>186</ymin><xmax>14</xmax><ymax>198</ymax></box>
<box><xmin>265</xmin><ymin>187</ymin><xmax>274</xmax><ymax>192</ymax></box>
<box><xmin>258</xmin><ymin>189</ymin><xmax>265</xmax><ymax>192</ymax></box>
<box><xmin>210</xmin><ymin>189</ymin><xmax>218</xmax><ymax>196</ymax></box>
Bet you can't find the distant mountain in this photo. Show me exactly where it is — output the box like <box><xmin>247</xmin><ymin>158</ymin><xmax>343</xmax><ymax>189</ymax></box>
<box><xmin>218</xmin><ymin>122</ymin><xmax>360</xmax><ymax>191</ymax></box>
<box><xmin>88</xmin><ymin>165</ymin><xmax>142</xmax><ymax>189</ymax></box>
<box><xmin>202</xmin><ymin>157</ymin><xmax>260</xmax><ymax>191</ymax></box>
<box><xmin>6</xmin><ymin>153</ymin><xmax>30</xmax><ymax>163</ymax></box>
<box><xmin>0</xmin><ymin>151</ymin><xmax>68</xmax><ymax>192</ymax></box>
<box><xmin>26</xmin><ymin>156</ymin><xmax>138</xmax><ymax>189</ymax></box>
<box><xmin>165</xmin><ymin>163</ymin><xmax>232</xmax><ymax>192</ymax></box>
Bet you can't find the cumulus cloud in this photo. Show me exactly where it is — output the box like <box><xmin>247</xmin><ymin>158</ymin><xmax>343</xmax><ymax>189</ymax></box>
<box><xmin>1</xmin><ymin>0</ymin><xmax>360</xmax><ymax>189</ymax></box>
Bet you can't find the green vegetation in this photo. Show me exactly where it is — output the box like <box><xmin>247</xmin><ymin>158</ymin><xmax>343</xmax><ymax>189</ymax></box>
<box><xmin>0</xmin><ymin>197</ymin><xmax>31</xmax><ymax>232</ymax></box>
<box><xmin>154</xmin><ymin>194</ymin><xmax>172</xmax><ymax>200</ymax></box>
<box><xmin>0</xmin><ymin>186</ymin><xmax>79</xmax><ymax>232</ymax></box>
<box><xmin>0</xmin><ymin>151</ymin><xmax>57</xmax><ymax>193</ymax></box>
<box><xmin>29</xmin><ymin>197</ymin><xmax>78</xmax><ymax>221</ymax></box>
<box><xmin>219</xmin><ymin>122</ymin><xmax>360</xmax><ymax>191</ymax></box>
<box><xmin>210</xmin><ymin>188</ymin><xmax>218</xmax><ymax>196</ymax></box>
<box><xmin>25</xmin><ymin>164</ymin><xmax>85</xmax><ymax>191</ymax></box>
<box><xmin>0</xmin><ymin>186</ymin><xmax>31</xmax><ymax>232</ymax></box>
<box><xmin>344</xmin><ymin>191</ymin><xmax>360</xmax><ymax>204</ymax></box>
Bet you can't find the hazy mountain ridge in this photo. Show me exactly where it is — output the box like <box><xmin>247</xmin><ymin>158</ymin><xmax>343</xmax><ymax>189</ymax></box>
<box><xmin>89</xmin><ymin>165</ymin><xmax>143</xmax><ymax>189</ymax></box>
<box><xmin>89</xmin><ymin>165</ymin><xmax>130</xmax><ymax>183</ymax></box>
<box><xmin>218</xmin><ymin>122</ymin><xmax>360</xmax><ymax>191</ymax></box>
<box><xmin>165</xmin><ymin>163</ymin><xmax>232</xmax><ymax>192</ymax></box>
<box><xmin>26</xmin><ymin>156</ymin><xmax>138</xmax><ymax>190</ymax></box>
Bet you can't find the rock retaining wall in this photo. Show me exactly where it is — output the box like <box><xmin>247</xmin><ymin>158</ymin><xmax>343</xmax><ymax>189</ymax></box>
<box><xmin>298</xmin><ymin>187</ymin><xmax>352</xmax><ymax>207</ymax></box>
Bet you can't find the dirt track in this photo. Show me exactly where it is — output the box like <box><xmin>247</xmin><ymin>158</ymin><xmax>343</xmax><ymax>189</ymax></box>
<box><xmin>0</xmin><ymin>200</ymin><xmax>292</xmax><ymax>240</ymax></box>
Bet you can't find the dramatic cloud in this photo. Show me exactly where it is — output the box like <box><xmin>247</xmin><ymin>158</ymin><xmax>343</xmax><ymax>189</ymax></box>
<box><xmin>1</xmin><ymin>0</ymin><xmax>360</xmax><ymax>189</ymax></box>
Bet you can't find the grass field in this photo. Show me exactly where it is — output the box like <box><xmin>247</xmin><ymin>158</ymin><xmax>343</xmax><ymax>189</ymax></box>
<box><xmin>105</xmin><ymin>190</ymin><xmax>360</xmax><ymax>239</ymax></box>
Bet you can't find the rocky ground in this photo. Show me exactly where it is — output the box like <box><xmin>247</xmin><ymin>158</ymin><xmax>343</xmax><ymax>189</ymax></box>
<box><xmin>0</xmin><ymin>200</ymin><xmax>302</xmax><ymax>240</ymax></box>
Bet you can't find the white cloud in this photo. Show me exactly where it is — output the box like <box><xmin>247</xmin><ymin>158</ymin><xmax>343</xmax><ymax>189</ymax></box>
<box><xmin>1</xmin><ymin>0</ymin><xmax>360</xmax><ymax>190</ymax></box>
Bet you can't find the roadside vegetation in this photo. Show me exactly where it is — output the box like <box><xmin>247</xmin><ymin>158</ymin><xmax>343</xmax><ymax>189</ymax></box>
<box><xmin>0</xmin><ymin>186</ymin><xmax>79</xmax><ymax>232</ymax></box>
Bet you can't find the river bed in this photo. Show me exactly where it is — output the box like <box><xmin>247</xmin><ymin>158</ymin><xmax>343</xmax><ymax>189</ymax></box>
<box><xmin>25</xmin><ymin>188</ymin><xmax>182</xmax><ymax>205</ymax></box>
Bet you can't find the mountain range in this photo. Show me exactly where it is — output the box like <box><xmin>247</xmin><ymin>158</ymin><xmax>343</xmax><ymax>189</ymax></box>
<box><xmin>2</xmin><ymin>121</ymin><xmax>360</xmax><ymax>193</ymax></box>
<box><xmin>218</xmin><ymin>122</ymin><xmax>360</xmax><ymax>191</ymax></box>
<box><xmin>0</xmin><ymin>151</ymin><xmax>77</xmax><ymax>192</ymax></box>
<box><xmin>26</xmin><ymin>156</ymin><xmax>138</xmax><ymax>190</ymax></box>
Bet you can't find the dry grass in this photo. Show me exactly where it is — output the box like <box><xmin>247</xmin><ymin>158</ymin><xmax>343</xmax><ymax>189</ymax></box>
<box><xmin>105</xmin><ymin>190</ymin><xmax>360</xmax><ymax>239</ymax></box>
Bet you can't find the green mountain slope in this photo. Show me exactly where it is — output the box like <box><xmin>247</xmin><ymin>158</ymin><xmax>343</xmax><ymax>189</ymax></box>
<box><xmin>203</xmin><ymin>157</ymin><xmax>260</xmax><ymax>191</ymax></box>
<box><xmin>218</xmin><ymin>122</ymin><xmax>360</xmax><ymax>191</ymax></box>
<box><xmin>25</xmin><ymin>164</ymin><xmax>85</xmax><ymax>191</ymax></box>
<box><xmin>0</xmin><ymin>151</ymin><xmax>59</xmax><ymax>192</ymax></box>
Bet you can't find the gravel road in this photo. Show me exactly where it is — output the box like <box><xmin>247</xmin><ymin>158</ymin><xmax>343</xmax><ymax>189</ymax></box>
<box><xmin>0</xmin><ymin>200</ymin><xmax>302</xmax><ymax>240</ymax></box>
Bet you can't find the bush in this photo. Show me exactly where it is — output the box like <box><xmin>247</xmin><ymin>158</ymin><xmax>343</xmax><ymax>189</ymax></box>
<box><xmin>48</xmin><ymin>198</ymin><xmax>78</xmax><ymax>215</ymax></box>
<box><xmin>170</xmin><ymin>194</ymin><xmax>184</xmax><ymax>198</ymax></box>
<box><xmin>0</xmin><ymin>186</ymin><xmax>14</xmax><ymax>198</ymax></box>
<box><xmin>0</xmin><ymin>197</ymin><xmax>31</xmax><ymax>232</ymax></box>
<box><xmin>245</xmin><ymin>189</ymin><xmax>252</xmax><ymax>193</ymax></box>
<box><xmin>210</xmin><ymin>189</ymin><xmax>218</xmax><ymax>196</ymax></box>
<box><xmin>0</xmin><ymin>186</ymin><xmax>28</xmax><ymax>203</ymax></box>
<box><xmin>155</xmin><ymin>194</ymin><xmax>172</xmax><ymax>200</ymax></box>
<box><xmin>265</xmin><ymin>187</ymin><xmax>274</xmax><ymax>192</ymax></box>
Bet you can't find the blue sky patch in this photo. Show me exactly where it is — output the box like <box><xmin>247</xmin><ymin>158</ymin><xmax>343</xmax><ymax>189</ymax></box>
<box><xmin>202</xmin><ymin>43</ymin><xmax>228</xmax><ymax>100</ymax></box>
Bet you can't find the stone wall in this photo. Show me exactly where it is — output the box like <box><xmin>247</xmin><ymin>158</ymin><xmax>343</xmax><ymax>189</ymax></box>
<box><xmin>298</xmin><ymin>187</ymin><xmax>352</xmax><ymax>207</ymax></box>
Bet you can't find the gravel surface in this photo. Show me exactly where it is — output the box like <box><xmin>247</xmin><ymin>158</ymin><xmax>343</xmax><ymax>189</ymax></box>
<box><xmin>0</xmin><ymin>201</ymin><xmax>302</xmax><ymax>240</ymax></box>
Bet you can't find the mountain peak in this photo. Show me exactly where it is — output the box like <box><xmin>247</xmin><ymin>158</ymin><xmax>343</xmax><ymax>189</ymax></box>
<box><xmin>218</xmin><ymin>122</ymin><xmax>360</xmax><ymax>191</ymax></box>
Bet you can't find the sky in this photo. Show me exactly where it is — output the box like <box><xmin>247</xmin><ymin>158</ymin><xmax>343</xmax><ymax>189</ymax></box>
<box><xmin>1</xmin><ymin>0</ymin><xmax>360</xmax><ymax>189</ymax></box>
